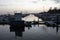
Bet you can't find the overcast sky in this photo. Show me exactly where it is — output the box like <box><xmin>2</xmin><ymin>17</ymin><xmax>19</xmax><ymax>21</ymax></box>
<box><xmin>0</xmin><ymin>0</ymin><xmax>60</xmax><ymax>14</ymax></box>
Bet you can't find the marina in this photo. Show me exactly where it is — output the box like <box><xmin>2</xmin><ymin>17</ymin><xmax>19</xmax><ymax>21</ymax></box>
<box><xmin>0</xmin><ymin>0</ymin><xmax>60</xmax><ymax>40</ymax></box>
<box><xmin>0</xmin><ymin>8</ymin><xmax>60</xmax><ymax>40</ymax></box>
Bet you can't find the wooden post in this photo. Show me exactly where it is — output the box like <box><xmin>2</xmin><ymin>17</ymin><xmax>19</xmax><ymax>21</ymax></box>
<box><xmin>56</xmin><ymin>15</ymin><xmax>59</xmax><ymax>33</ymax></box>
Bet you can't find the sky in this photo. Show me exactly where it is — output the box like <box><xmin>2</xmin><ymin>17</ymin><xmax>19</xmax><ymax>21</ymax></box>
<box><xmin>0</xmin><ymin>0</ymin><xmax>60</xmax><ymax>14</ymax></box>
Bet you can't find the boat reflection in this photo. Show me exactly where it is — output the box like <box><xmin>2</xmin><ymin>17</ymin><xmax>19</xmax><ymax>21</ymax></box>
<box><xmin>9</xmin><ymin>21</ymin><xmax>60</xmax><ymax>37</ymax></box>
<box><xmin>10</xmin><ymin>22</ymin><xmax>32</xmax><ymax>37</ymax></box>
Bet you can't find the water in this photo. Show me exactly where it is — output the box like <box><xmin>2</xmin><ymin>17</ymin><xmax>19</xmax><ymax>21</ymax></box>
<box><xmin>0</xmin><ymin>25</ymin><xmax>60</xmax><ymax>40</ymax></box>
<box><xmin>0</xmin><ymin>15</ymin><xmax>60</xmax><ymax>40</ymax></box>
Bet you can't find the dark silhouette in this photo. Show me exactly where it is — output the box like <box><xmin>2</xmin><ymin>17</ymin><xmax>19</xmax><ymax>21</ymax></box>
<box><xmin>10</xmin><ymin>25</ymin><xmax>25</xmax><ymax>37</ymax></box>
<box><xmin>48</xmin><ymin>7</ymin><xmax>60</xmax><ymax>14</ymax></box>
<box><xmin>10</xmin><ymin>21</ymin><xmax>32</xmax><ymax>37</ymax></box>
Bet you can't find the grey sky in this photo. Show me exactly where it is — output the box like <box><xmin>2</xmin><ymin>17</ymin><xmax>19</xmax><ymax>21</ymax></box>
<box><xmin>0</xmin><ymin>0</ymin><xmax>60</xmax><ymax>13</ymax></box>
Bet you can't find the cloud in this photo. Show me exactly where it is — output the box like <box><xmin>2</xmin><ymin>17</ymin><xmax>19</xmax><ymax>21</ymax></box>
<box><xmin>54</xmin><ymin>0</ymin><xmax>60</xmax><ymax>3</ymax></box>
<box><xmin>41</xmin><ymin>0</ymin><xmax>60</xmax><ymax>3</ymax></box>
<box><xmin>0</xmin><ymin>0</ymin><xmax>60</xmax><ymax>13</ymax></box>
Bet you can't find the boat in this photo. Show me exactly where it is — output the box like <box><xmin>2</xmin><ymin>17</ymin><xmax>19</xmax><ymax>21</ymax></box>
<box><xmin>10</xmin><ymin>13</ymin><xmax>25</xmax><ymax>27</ymax></box>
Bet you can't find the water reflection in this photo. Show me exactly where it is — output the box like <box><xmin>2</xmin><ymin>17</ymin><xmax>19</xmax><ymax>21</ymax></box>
<box><xmin>10</xmin><ymin>22</ymin><xmax>32</xmax><ymax>37</ymax></box>
<box><xmin>46</xmin><ymin>24</ymin><xmax>60</xmax><ymax>33</ymax></box>
<box><xmin>0</xmin><ymin>23</ymin><xmax>60</xmax><ymax>40</ymax></box>
<box><xmin>9</xmin><ymin>21</ymin><xmax>60</xmax><ymax>38</ymax></box>
<box><xmin>10</xmin><ymin>26</ymin><xmax>25</xmax><ymax>37</ymax></box>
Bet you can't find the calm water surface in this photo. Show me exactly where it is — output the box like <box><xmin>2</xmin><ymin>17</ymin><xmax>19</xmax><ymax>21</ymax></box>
<box><xmin>0</xmin><ymin>15</ymin><xmax>60</xmax><ymax>40</ymax></box>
